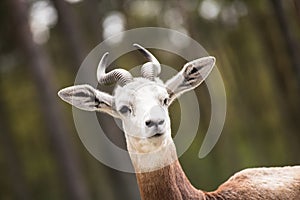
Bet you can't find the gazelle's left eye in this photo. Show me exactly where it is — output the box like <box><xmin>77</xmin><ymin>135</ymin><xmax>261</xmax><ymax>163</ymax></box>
<box><xmin>163</xmin><ymin>98</ymin><xmax>169</xmax><ymax>106</ymax></box>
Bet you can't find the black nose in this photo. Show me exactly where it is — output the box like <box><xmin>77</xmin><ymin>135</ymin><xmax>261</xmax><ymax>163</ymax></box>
<box><xmin>145</xmin><ymin>119</ymin><xmax>165</xmax><ymax>127</ymax></box>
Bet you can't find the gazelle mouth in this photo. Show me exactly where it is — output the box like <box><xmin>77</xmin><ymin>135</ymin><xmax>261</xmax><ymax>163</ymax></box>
<box><xmin>151</xmin><ymin>133</ymin><xmax>164</xmax><ymax>138</ymax></box>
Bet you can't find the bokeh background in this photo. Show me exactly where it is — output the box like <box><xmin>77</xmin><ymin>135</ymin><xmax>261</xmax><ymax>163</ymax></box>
<box><xmin>1</xmin><ymin>0</ymin><xmax>300</xmax><ymax>199</ymax></box>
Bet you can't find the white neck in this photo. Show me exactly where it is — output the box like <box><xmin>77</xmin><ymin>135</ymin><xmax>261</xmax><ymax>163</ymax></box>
<box><xmin>125</xmin><ymin>130</ymin><xmax>177</xmax><ymax>173</ymax></box>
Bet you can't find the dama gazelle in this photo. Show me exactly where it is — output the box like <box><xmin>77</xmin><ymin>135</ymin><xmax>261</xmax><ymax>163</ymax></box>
<box><xmin>58</xmin><ymin>44</ymin><xmax>300</xmax><ymax>200</ymax></box>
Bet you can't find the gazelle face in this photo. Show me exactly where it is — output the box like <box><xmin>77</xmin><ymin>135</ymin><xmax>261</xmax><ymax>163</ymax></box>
<box><xmin>114</xmin><ymin>78</ymin><xmax>171</xmax><ymax>139</ymax></box>
<box><xmin>58</xmin><ymin>44</ymin><xmax>215</xmax><ymax>154</ymax></box>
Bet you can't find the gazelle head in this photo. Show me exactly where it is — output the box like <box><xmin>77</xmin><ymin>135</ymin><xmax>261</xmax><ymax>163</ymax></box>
<box><xmin>58</xmin><ymin>44</ymin><xmax>215</xmax><ymax>156</ymax></box>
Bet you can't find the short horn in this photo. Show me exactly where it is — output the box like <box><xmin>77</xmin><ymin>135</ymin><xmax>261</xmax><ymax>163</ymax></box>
<box><xmin>97</xmin><ymin>52</ymin><xmax>133</xmax><ymax>86</ymax></box>
<box><xmin>133</xmin><ymin>43</ymin><xmax>161</xmax><ymax>80</ymax></box>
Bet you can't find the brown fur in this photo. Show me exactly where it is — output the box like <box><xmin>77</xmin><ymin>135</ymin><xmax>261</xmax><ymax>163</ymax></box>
<box><xmin>205</xmin><ymin>166</ymin><xmax>300</xmax><ymax>200</ymax></box>
<box><xmin>136</xmin><ymin>160</ymin><xmax>205</xmax><ymax>200</ymax></box>
<box><xmin>135</xmin><ymin>153</ymin><xmax>300</xmax><ymax>200</ymax></box>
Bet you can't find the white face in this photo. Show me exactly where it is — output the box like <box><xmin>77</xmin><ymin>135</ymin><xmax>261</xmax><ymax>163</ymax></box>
<box><xmin>114</xmin><ymin>78</ymin><xmax>171</xmax><ymax>139</ymax></box>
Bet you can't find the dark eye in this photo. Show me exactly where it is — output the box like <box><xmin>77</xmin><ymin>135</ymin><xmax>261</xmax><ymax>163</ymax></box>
<box><xmin>163</xmin><ymin>98</ymin><xmax>169</xmax><ymax>106</ymax></box>
<box><xmin>119</xmin><ymin>105</ymin><xmax>131</xmax><ymax>114</ymax></box>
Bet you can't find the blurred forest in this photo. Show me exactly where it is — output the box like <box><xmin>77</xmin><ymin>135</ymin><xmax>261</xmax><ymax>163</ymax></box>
<box><xmin>0</xmin><ymin>0</ymin><xmax>300</xmax><ymax>199</ymax></box>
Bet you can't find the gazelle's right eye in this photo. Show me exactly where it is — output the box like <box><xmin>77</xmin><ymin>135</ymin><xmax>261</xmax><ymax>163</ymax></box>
<box><xmin>119</xmin><ymin>105</ymin><xmax>131</xmax><ymax>114</ymax></box>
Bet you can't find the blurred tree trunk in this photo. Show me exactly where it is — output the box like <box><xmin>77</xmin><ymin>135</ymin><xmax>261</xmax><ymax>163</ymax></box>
<box><xmin>6</xmin><ymin>0</ymin><xmax>90</xmax><ymax>200</ymax></box>
<box><xmin>82</xmin><ymin>0</ymin><xmax>103</xmax><ymax>44</ymax></box>
<box><xmin>51</xmin><ymin>0</ymin><xmax>87</xmax><ymax>69</ymax></box>
<box><xmin>0</xmin><ymin>95</ymin><xmax>31</xmax><ymax>200</ymax></box>
<box><xmin>270</xmin><ymin>0</ymin><xmax>300</xmax><ymax>84</ymax></box>
<box><xmin>250</xmin><ymin>3</ymin><xmax>292</xmax><ymax>100</ymax></box>
<box><xmin>269</xmin><ymin>0</ymin><xmax>300</xmax><ymax>133</ymax></box>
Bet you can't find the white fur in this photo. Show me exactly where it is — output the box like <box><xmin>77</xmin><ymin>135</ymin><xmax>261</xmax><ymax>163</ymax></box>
<box><xmin>114</xmin><ymin>78</ymin><xmax>171</xmax><ymax>139</ymax></box>
<box><xmin>126</xmin><ymin>133</ymin><xmax>177</xmax><ymax>173</ymax></box>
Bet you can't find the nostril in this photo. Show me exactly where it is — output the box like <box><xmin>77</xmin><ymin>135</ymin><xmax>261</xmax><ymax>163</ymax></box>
<box><xmin>145</xmin><ymin>120</ymin><xmax>153</xmax><ymax>127</ymax></box>
<box><xmin>158</xmin><ymin>120</ymin><xmax>165</xmax><ymax>125</ymax></box>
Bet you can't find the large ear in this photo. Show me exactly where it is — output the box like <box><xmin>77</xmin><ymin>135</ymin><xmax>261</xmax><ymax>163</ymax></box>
<box><xmin>58</xmin><ymin>84</ymin><xmax>119</xmax><ymax>118</ymax></box>
<box><xmin>165</xmin><ymin>56</ymin><xmax>215</xmax><ymax>104</ymax></box>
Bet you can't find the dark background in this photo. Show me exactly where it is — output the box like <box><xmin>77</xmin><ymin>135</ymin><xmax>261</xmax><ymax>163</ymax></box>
<box><xmin>0</xmin><ymin>0</ymin><xmax>299</xmax><ymax>199</ymax></box>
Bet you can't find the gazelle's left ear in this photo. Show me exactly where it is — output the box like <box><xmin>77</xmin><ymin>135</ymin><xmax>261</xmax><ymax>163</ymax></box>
<box><xmin>165</xmin><ymin>56</ymin><xmax>215</xmax><ymax>104</ymax></box>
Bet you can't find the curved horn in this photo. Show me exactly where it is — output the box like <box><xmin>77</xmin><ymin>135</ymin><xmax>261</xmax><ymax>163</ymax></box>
<box><xmin>133</xmin><ymin>43</ymin><xmax>161</xmax><ymax>80</ymax></box>
<box><xmin>97</xmin><ymin>52</ymin><xmax>133</xmax><ymax>86</ymax></box>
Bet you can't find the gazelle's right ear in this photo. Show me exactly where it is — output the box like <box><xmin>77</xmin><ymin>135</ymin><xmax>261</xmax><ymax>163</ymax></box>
<box><xmin>58</xmin><ymin>84</ymin><xmax>119</xmax><ymax>117</ymax></box>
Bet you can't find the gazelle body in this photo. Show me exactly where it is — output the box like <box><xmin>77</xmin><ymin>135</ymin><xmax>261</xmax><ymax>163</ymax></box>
<box><xmin>58</xmin><ymin>44</ymin><xmax>300</xmax><ymax>200</ymax></box>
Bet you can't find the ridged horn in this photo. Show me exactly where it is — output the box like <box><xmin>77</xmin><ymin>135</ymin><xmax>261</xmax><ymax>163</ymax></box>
<box><xmin>97</xmin><ymin>52</ymin><xmax>133</xmax><ymax>86</ymax></box>
<box><xmin>133</xmin><ymin>43</ymin><xmax>161</xmax><ymax>80</ymax></box>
